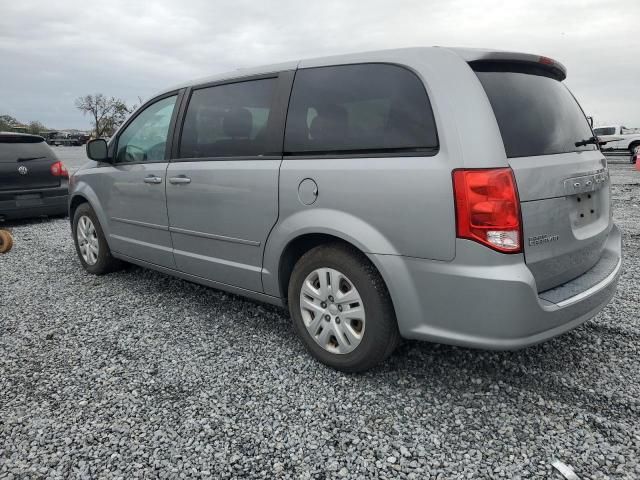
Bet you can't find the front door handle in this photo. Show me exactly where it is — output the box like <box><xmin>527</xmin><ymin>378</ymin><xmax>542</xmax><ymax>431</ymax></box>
<box><xmin>169</xmin><ymin>176</ymin><xmax>191</xmax><ymax>185</ymax></box>
<box><xmin>143</xmin><ymin>175</ymin><xmax>163</xmax><ymax>184</ymax></box>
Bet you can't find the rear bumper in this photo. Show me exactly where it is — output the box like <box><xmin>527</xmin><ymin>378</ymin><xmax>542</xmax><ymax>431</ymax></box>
<box><xmin>371</xmin><ymin>224</ymin><xmax>622</xmax><ymax>349</ymax></box>
<box><xmin>0</xmin><ymin>186</ymin><xmax>68</xmax><ymax>220</ymax></box>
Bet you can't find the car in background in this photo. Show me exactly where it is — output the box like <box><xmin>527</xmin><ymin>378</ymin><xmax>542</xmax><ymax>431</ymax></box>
<box><xmin>593</xmin><ymin>125</ymin><xmax>640</xmax><ymax>153</ymax></box>
<box><xmin>42</xmin><ymin>131</ymin><xmax>91</xmax><ymax>147</ymax></box>
<box><xmin>0</xmin><ymin>132</ymin><xmax>69</xmax><ymax>221</ymax></box>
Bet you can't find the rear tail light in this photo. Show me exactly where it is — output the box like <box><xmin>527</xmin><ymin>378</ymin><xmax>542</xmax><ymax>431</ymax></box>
<box><xmin>452</xmin><ymin>168</ymin><xmax>522</xmax><ymax>253</ymax></box>
<box><xmin>50</xmin><ymin>161</ymin><xmax>69</xmax><ymax>178</ymax></box>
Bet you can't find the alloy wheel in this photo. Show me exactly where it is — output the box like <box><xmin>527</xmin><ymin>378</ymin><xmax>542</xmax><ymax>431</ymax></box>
<box><xmin>77</xmin><ymin>215</ymin><xmax>99</xmax><ymax>265</ymax></box>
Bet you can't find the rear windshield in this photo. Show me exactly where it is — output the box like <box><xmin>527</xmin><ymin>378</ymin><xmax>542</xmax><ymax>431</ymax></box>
<box><xmin>0</xmin><ymin>137</ymin><xmax>51</xmax><ymax>163</ymax></box>
<box><xmin>472</xmin><ymin>64</ymin><xmax>596</xmax><ymax>158</ymax></box>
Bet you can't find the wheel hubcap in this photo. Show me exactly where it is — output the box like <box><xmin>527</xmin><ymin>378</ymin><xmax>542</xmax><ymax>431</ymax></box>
<box><xmin>299</xmin><ymin>267</ymin><xmax>366</xmax><ymax>354</ymax></box>
<box><xmin>77</xmin><ymin>215</ymin><xmax>99</xmax><ymax>265</ymax></box>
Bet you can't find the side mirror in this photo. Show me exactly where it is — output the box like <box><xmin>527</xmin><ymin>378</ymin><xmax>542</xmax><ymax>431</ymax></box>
<box><xmin>587</xmin><ymin>116</ymin><xmax>594</xmax><ymax>128</ymax></box>
<box><xmin>86</xmin><ymin>139</ymin><xmax>109</xmax><ymax>162</ymax></box>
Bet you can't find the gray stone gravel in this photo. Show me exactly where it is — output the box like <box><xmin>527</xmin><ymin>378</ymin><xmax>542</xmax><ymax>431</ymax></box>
<box><xmin>1</xmin><ymin>162</ymin><xmax>639</xmax><ymax>479</ymax></box>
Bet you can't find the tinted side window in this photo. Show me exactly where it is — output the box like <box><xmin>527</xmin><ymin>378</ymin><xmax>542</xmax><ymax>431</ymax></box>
<box><xmin>593</xmin><ymin>127</ymin><xmax>615</xmax><ymax>136</ymax></box>
<box><xmin>284</xmin><ymin>64</ymin><xmax>438</xmax><ymax>154</ymax></box>
<box><xmin>179</xmin><ymin>78</ymin><xmax>278</xmax><ymax>158</ymax></box>
<box><xmin>116</xmin><ymin>95</ymin><xmax>177</xmax><ymax>164</ymax></box>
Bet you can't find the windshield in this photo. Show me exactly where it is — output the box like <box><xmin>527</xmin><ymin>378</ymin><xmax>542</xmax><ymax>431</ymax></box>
<box><xmin>473</xmin><ymin>64</ymin><xmax>596</xmax><ymax>158</ymax></box>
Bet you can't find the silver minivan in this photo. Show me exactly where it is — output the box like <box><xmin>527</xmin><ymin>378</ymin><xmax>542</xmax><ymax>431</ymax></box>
<box><xmin>70</xmin><ymin>47</ymin><xmax>622</xmax><ymax>372</ymax></box>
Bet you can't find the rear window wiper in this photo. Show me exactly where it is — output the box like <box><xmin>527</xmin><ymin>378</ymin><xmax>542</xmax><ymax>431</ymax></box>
<box><xmin>574</xmin><ymin>136</ymin><xmax>599</xmax><ymax>147</ymax></box>
<box><xmin>17</xmin><ymin>156</ymin><xmax>46</xmax><ymax>162</ymax></box>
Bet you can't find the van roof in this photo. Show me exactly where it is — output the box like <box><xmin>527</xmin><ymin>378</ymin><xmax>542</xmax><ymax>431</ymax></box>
<box><xmin>158</xmin><ymin>46</ymin><xmax>567</xmax><ymax>96</ymax></box>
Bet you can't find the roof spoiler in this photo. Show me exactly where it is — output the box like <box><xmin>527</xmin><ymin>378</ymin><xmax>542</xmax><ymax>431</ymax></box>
<box><xmin>446</xmin><ymin>48</ymin><xmax>567</xmax><ymax>81</ymax></box>
<box><xmin>0</xmin><ymin>133</ymin><xmax>45</xmax><ymax>143</ymax></box>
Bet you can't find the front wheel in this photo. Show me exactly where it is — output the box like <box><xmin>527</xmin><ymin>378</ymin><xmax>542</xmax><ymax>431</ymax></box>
<box><xmin>72</xmin><ymin>203</ymin><xmax>123</xmax><ymax>275</ymax></box>
<box><xmin>288</xmin><ymin>243</ymin><xmax>399</xmax><ymax>372</ymax></box>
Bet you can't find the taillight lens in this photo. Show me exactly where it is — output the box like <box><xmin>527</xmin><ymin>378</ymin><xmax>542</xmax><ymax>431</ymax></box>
<box><xmin>50</xmin><ymin>161</ymin><xmax>69</xmax><ymax>178</ymax></box>
<box><xmin>452</xmin><ymin>168</ymin><xmax>522</xmax><ymax>253</ymax></box>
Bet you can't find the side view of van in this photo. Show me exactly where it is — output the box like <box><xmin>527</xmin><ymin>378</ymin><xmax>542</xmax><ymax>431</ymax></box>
<box><xmin>70</xmin><ymin>47</ymin><xmax>622</xmax><ymax>372</ymax></box>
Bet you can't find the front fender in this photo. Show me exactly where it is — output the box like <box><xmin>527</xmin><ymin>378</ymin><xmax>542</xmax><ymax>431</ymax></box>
<box><xmin>261</xmin><ymin>208</ymin><xmax>398</xmax><ymax>297</ymax></box>
<box><xmin>69</xmin><ymin>182</ymin><xmax>111</xmax><ymax>245</ymax></box>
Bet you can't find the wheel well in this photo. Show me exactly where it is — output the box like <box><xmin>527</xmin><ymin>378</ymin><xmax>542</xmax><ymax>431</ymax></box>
<box><xmin>278</xmin><ymin>233</ymin><xmax>377</xmax><ymax>302</ymax></box>
<box><xmin>69</xmin><ymin>195</ymin><xmax>88</xmax><ymax>223</ymax></box>
<box><xmin>629</xmin><ymin>141</ymin><xmax>640</xmax><ymax>151</ymax></box>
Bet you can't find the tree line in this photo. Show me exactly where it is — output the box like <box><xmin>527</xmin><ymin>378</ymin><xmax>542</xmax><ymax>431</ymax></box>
<box><xmin>1</xmin><ymin>94</ymin><xmax>139</xmax><ymax>138</ymax></box>
<box><xmin>0</xmin><ymin>115</ymin><xmax>47</xmax><ymax>135</ymax></box>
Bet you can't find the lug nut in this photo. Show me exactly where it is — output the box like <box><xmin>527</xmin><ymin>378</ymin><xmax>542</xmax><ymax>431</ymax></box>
<box><xmin>324</xmin><ymin>314</ymin><xmax>331</xmax><ymax>321</ymax></box>
<box><xmin>337</xmin><ymin>305</ymin><xmax>343</xmax><ymax>312</ymax></box>
<box><xmin>328</xmin><ymin>295</ymin><xmax>334</xmax><ymax>302</ymax></box>
<box><xmin>335</xmin><ymin>317</ymin><xmax>341</xmax><ymax>324</ymax></box>
<box><xmin>321</xmin><ymin>302</ymin><xmax>327</xmax><ymax>308</ymax></box>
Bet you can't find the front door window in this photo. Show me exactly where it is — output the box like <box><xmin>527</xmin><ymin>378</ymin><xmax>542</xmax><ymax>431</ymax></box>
<box><xmin>116</xmin><ymin>95</ymin><xmax>177</xmax><ymax>164</ymax></box>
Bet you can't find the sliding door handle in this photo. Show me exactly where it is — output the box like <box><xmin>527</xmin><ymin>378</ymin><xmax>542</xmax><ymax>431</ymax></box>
<box><xmin>143</xmin><ymin>175</ymin><xmax>163</xmax><ymax>184</ymax></box>
<box><xmin>169</xmin><ymin>176</ymin><xmax>191</xmax><ymax>185</ymax></box>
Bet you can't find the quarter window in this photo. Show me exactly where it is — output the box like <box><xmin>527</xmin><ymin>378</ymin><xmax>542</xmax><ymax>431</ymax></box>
<box><xmin>179</xmin><ymin>78</ymin><xmax>278</xmax><ymax>158</ymax></box>
<box><xmin>115</xmin><ymin>95</ymin><xmax>177</xmax><ymax>164</ymax></box>
<box><xmin>284</xmin><ymin>64</ymin><xmax>438</xmax><ymax>155</ymax></box>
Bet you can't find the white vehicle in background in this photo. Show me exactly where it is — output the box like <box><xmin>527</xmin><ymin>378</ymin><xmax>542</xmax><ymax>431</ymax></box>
<box><xmin>593</xmin><ymin>125</ymin><xmax>640</xmax><ymax>153</ymax></box>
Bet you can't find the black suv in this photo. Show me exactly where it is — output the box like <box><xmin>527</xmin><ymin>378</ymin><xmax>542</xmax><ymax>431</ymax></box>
<box><xmin>0</xmin><ymin>132</ymin><xmax>69</xmax><ymax>221</ymax></box>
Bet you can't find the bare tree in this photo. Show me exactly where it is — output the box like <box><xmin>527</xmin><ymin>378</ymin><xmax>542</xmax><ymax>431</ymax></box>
<box><xmin>75</xmin><ymin>94</ymin><xmax>135</xmax><ymax>138</ymax></box>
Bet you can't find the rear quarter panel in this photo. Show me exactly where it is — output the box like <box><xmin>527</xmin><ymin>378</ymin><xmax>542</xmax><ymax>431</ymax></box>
<box><xmin>262</xmin><ymin>48</ymin><xmax>511</xmax><ymax>297</ymax></box>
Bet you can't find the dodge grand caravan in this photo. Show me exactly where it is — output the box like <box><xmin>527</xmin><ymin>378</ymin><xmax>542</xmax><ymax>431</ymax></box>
<box><xmin>69</xmin><ymin>47</ymin><xmax>622</xmax><ymax>372</ymax></box>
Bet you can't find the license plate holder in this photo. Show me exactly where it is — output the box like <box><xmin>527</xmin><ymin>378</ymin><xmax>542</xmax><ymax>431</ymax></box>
<box><xmin>15</xmin><ymin>193</ymin><xmax>43</xmax><ymax>207</ymax></box>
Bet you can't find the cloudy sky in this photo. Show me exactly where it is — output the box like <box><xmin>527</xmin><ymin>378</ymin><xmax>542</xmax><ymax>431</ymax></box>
<box><xmin>1</xmin><ymin>0</ymin><xmax>639</xmax><ymax>130</ymax></box>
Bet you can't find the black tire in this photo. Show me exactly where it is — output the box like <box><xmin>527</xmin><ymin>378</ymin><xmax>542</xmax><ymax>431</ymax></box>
<box><xmin>629</xmin><ymin>142</ymin><xmax>640</xmax><ymax>154</ymax></box>
<box><xmin>288</xmin><ymin>243</ymin><xmax>400</xmax><ymax>372</ymax></box>
<box><xmin>72</xmin><ymin>203</ymin><xmax>123</xmax><ymax>275</ymax></box>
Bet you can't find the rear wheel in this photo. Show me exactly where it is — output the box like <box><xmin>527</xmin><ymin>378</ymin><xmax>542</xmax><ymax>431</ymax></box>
<box><xmin>629</xmin><ymin>142</ymin><xmax>640</xmax><ymax>154</ymax></box>
<box><xmin>72</xmin><ymin>203</ymin><xmax>123</xmax><ymax>275</ymax></box>
<box><xmin>288</xmin><ymin>243</ymin><xmax>399</xmax><ymax>372</ymax></box>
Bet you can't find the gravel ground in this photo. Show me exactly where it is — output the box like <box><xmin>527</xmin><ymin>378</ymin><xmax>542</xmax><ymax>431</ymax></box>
<box><xmin>1</xmin><ymin>162</ymin><xmax>639</xmax><ymax>479</ymax></box>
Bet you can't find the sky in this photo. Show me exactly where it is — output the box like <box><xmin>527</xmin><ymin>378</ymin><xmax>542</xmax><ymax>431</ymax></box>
<box><xmin>1</xmin><ymin>0</ymin><xmax>639</xmax><ymax>130</ymax></box>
